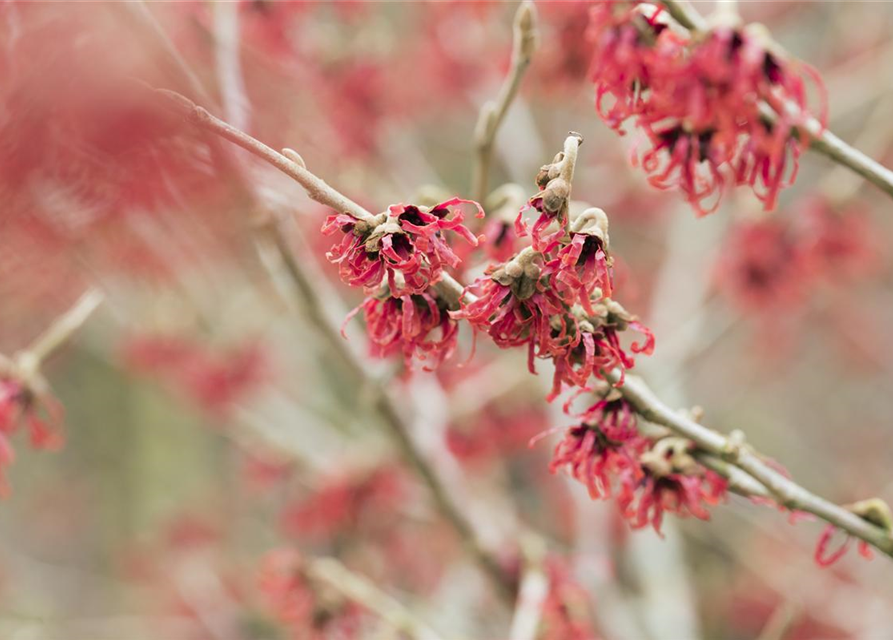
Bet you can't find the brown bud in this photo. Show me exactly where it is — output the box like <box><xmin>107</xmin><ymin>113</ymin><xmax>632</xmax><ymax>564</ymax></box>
<box><xmin>569</xmin><ymin>207</ymin><xmax>611</xmax><ymax>249</ymax></box>
<box><xmin>542</xmin><ymin>178</ymin><xmax>570</xmax><ymax>214</ymax></box>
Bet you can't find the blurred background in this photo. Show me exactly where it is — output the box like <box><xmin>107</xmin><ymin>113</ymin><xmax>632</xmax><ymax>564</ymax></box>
<box><xmin>1</xmin><ymin>1</ymin><xmax>893</xmax><ymax>639</ymax></box>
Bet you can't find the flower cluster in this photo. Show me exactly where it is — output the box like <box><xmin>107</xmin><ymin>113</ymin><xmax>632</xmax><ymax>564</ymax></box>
<box><xmin>0</xmin><ymin>377</ymin><xmax>64</xmax><ymax>496</ymax></box>
<box><xmin>544</xmin><ymin>394</ymin><xmax>727</xmax><ymax>534</ymax></box>
<box><xmin>326</xmin><ymin>198</ymin><xmax>483</xmax><ymax>372</ymax></box>
<box><xmin>588</xmin><ymin>1</ymin><xmax>827</xmax><ymax>214</ymax></box>
<box><xmin>458</xmin><ymin>202</ymin><xmax>651</xmax><ymax>400</ymax></box>
<box><xmin>323</xmin><ymin>198</ymin><xmax>482</xmax><ymax>296</ymax></box>
<box><xmin>344</xmin><ymin>292</ymin><xmax>458</xmax><ymax>372</ymax></box>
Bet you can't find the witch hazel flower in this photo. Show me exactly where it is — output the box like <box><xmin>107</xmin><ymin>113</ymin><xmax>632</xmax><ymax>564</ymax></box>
<box><xmin>546</xmin><ymin>206</ymin><xmax>615</xmax><ymax>306</ymax></box>
<box><xmin>588</xmin><ymin>1</ymin><xmax>685</xmax><ymax>130</ymax></box>
<box><xmin>617</xmin><ymin>436</ymin><xmax>728</xmax><ymax>535</ymax></box>
<box><xmin>796</xmin><ymin>196</ymin><xmax>879</xmax><ymax>283</ymax></box>
<box><xmin>480</xmin><ymin>184</ymin><xmax>527</xmax><ymax>264</ymax></box>
<box><xmin>454</xmin><ymin>247</ymin><xmax>564</xmax><ymax>354</ymax></box>
<box><xmin>590</xmin><ymin>2</ymin><xmax>827</xmax><ymax>214</ymax></box>
<box><xmin>544</xmin><ymin>392</ymin><xmax>648</xmax><ymax>500</ymax></box>
<box><xmin>548</xmin><ymin>299</ymin><xmax>654</xmax><ymax>400</ymax></box>
<box><xmin>322</xmin><ymin>197</ymin><xmax>483</xmax><ymax>296</ymax></box>
<box><xmin>539</xmin><ymin>556</ymin><xmax>603</xmax><ymax>640</ymax></box>
<box><xmin>344</xmin><ymin>290</ymin><xmax>458</xmax><ymax>372</ymax></box>
<box><xmin>713</xmin><ymin>216</ymin><xmax>809</xmax><ymax>313</ymax></box>
<box><xmin>0</xmin><ymin>375</ymin><xmax>64</xmax><ymax>496</ymax></box>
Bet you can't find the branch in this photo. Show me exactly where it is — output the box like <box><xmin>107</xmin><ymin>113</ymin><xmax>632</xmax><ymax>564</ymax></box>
<box><xmin>659</xmin><ymin>0</ymin><xmax>893</xmax><ymax>203</ymax></box>
<box><xmin>256</xmin><ymin>221</ymin><xmax>511</xmax><ymax>599</ymax></box>
<box><xmin>471</xmin><ymin>1</ymin><xmax>538</xmax><ymax>204</ymax></box>
<box><xmin>155</xmin><ymin>84</ymin><xmax>512</xmax><ymax>597</ymax></box>
<box><xmin>613</xmin><ymin>370</ymin><xmax>893</xmax><ymax>559</ymax></box>
<box><xmin>508</xmin><ymin>536</ymin><xmax>549</xmax><ymax>640</ymax></box>
<box><xmin>157</xmin><ymin>89</ymin><xmax>375</xmax><ymax>223</ymax></box>
<box><xmin>307</xmin><ymin>557</ymin><xmax>444</xmax><ymax>640</ymax></box>
<box><xmin>16</xmin><ymin>289</ymin><xmax>104</xmax><ymax>374</ymax></box>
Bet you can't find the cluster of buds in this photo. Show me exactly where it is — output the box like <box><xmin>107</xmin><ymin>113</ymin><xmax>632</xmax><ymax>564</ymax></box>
<box><xmin>544</xmin><ymin>391</ymin><xmax>727</xmax><ymax>534</ymax></box>
<box><xmin>325</xmin><ymin>198</ymin><xmax>483</xmax><ymax>372</ymax></box>
<box><xmin>457</xmin><ymin>135</ymin><xmax>652</xmax><ymax>401</ymax></box>
<box><xmin>588</xmin><ymin>1</ymin><xmax>827</xmax><ymax>214</ymax></box>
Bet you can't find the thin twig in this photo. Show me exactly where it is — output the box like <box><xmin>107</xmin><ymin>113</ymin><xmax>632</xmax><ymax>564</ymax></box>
<box><xmin>659</xmin><ymin>0</ymin><xmax>893</xmax><ymax>202</ymax></box>
<box><xmin>157</xmin><ymin>89</ymin><xmax>375</xmax><ymax>223</ymax></box>
<box><xmin>307</xmin><ymin>557</ymin><xmax>444</xmax><ymax>640</ymax></box>
<box><xmin>254</xmin><ymin>220</ymin><xmax>513</xmax><ymax>601</ymax></box>
<box><xmin>509</xmin><ymin>536</ymin><xmax>549</xmax><ymax>640</ymax></box>
<box><xmin>614</xmin><ymin>370</ymin><xmax>893</xmax><ymax>559</ymax></box>
<box><xmin>156</xmin><ymin>86</ymin><xmax>511</xmax><ymax>600</ymax></box>
<box><xmin>157</xmin><ymin>88</ymin><xmax>472</xmax><ymax>307</ymax></box>
<box><xmin>471</xmin><ymin>1</ymin><xmax>538</xmax><ymax>204</ymax></box>
<box><xmin>18</xmin><ymin>289</ymin><xmax>104</xmax><ymax>370</ymax></box>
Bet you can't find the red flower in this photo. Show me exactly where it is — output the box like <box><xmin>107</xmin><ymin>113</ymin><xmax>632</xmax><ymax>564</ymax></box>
<box><xmin>457</xmin><ymin>248</ymin><xmax>652</xmax><ymax>400</ymax></box>
<box><xmin>446</xmin><ymin>402</ymin><xmax>548</xmax><ymax>464</ymax></box>
<box><xmin>713</xmin><ymin>217</ymin><xmax>808</xmax><ymax>312</ymax></box>
<box><xmin>589</xmin><ymin>3</ymin><xmax>827</xmax><ymax>213</ymax></box>
<box><xmin>454</xmin><ymin>249</ymin><xmax>564</xmax><ymax>355</ymax></box>
<box><xmin>323</xmin><ymin>198</ymin><xmax>482</xmax><ymax>296</ymax></box>
<box><xmin>545</xmin><ymin>396</ymin><xmax>648</xmax><ymax>500</ymax></box>
<box><xmin>280</xmin><ymin>466</ymin><xmax>407</xmax><ymax>541</ymax></box>
<box><xmin>480</xmin><ymin>217</ymin><xmax>520</xmax><ymax>264</ymax></box>
<box><xmin>345</xmin><ymin>291</ymin><xmax>459</xmax><ymax>371</ymax></box>
<box><xmin>616</xmin><ymin>445</ymin><xmax>728</xmax><ymax>535</ymax></box>
<box><xmin>588</xmin><ymin>1</ymin><xmax>683</xmax><ymax>130</ymax></box>
<box><xmin>0</xmin><ymin>378</ymin><xmax>64</xmax><ymax>497</ymax></box>
<box><xmin>797</xmin><ymin>196</ymin><xmax>879</xmax><ymax>283</ymax></box>
<box><xmin>543</xmin><ymin>207</ymin><xmax>615</xmax><ymax>312</ymax></box>
<box><xmin>548</xmin><ymin>300</ymin><xmax>654</xmax><ymax>400</ymax></box>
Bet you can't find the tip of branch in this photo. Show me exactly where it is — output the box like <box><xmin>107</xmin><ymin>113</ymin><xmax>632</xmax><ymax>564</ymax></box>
<box><xmin>514</xmin><ymin>1</ymin><xmax>538</xmax><ymax>59</ymax></box>
<box><xmin>153</xmin><ymin>87</ymin><xmax>212</xmax><ymax>126</ymax></box>
<box><xmin>281</xmin><ymin>148</ymin><xmax>306</xmax><ymax>169</ymax></box>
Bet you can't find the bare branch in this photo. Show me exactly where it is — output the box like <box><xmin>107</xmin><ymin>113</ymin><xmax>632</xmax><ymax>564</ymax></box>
<box><xmin>155</xmin><ymin>84</ymin><xmax>512</xmax><ymax>597</ymax></box>
<box><xmin>471</xmin><ymin>1</ymin><xmax>538</xmax><ymax>204</ymax></box>
<box><xmin>614</xmin><ymin>370</ymin><xmax>893</xmax><ymax>559</ymax></box>
<box><xmin>17</xmin><ymin>289</ymin><xmax>104</xmax><ymax>370</ymax></box>
<box><xmin>156</xmin><ymin>89</ymin><xmax>376</xmax><ymax>223</ymax></box>
<box><xmin>307</xmin><ymin>557</ymin><xmax>444</xmax><ymax>640</ymax></box>
<box><xmin>509</xmin><ymin>536</ymin><xmax>549</xmax><ymax>640</ymax></box>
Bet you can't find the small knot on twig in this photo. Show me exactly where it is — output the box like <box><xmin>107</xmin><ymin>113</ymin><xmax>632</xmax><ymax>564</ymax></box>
<box><xmin>845</xmin><ymin>498</ymin><xmax>893</xmax><ymax>533</ymax></box>
<box><xmin>720</xmin><ymin>429</ymin><xmax>746</xmax><ymax>462</ymax></box>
